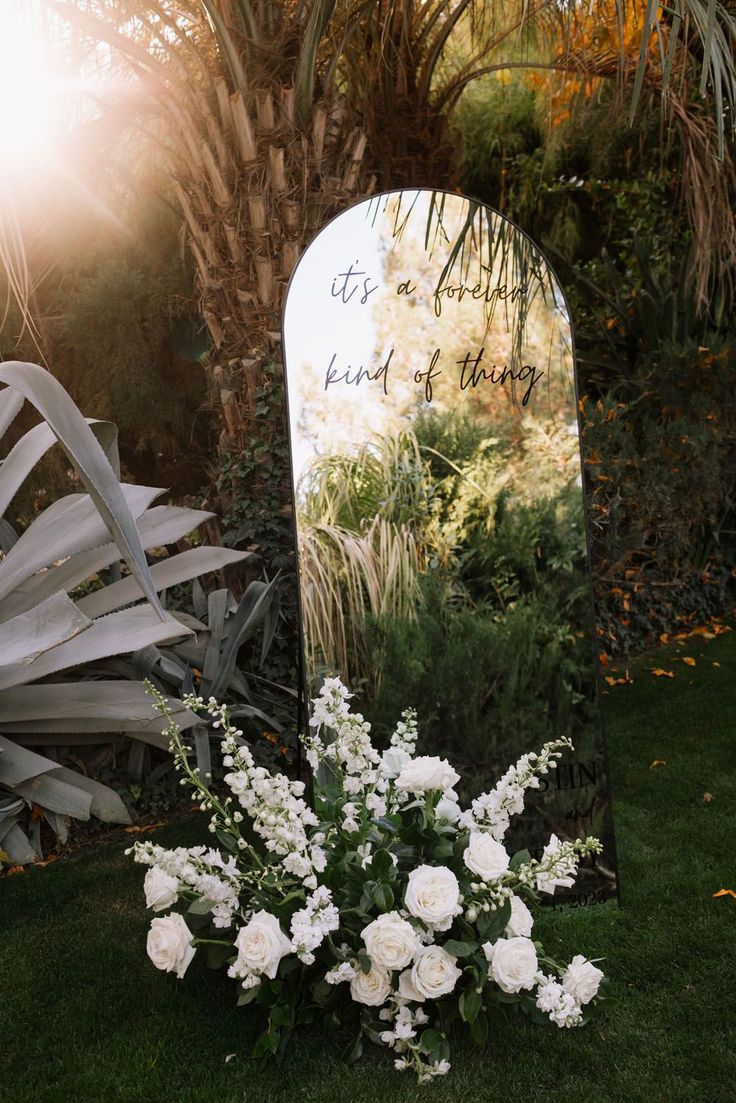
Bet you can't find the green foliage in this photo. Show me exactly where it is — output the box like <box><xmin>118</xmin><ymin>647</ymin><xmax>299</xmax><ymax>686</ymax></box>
<box><xmin>581</xmin><ymin>341</ymin><xmax>736</xmax><ymax>656</ymax></box>
<box><xmin>363</xmin><ymin>580</ymin><xmax>595</xmax><ymax>791</ymax></box>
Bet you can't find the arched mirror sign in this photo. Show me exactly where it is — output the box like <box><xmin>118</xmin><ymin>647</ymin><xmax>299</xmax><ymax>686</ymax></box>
<box><xmin>283</xmin><ymin>189</ymin><xmax>618</xmax><ymax>904</ymax></box>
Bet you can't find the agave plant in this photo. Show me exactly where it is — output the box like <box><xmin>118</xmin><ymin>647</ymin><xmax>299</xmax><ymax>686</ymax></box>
<box><xmin>0</xmin><ymin>361</ymin><xmax>255</xmax><ymax>864</ymax></box>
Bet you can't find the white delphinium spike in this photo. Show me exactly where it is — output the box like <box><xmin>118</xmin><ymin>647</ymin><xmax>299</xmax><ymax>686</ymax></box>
<box><xmin>458</xmin><ymin>735</ymin><xmax>574</xmax><ymax>839</ymax></box>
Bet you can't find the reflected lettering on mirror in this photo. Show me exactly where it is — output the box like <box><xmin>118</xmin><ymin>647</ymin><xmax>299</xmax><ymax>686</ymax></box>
<box><xmin>283</xmin><ymin>190</ymin><xmax>618</xmax><ymax>903</ymax></box>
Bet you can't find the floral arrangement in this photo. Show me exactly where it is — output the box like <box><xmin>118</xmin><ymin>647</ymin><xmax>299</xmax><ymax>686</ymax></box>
<box><xmin>130</xmin><ymin>678</ymin><xmax>607</xmax><ymax>1083</ymax></box>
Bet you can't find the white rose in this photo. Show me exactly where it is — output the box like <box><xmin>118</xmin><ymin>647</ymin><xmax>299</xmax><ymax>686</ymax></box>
<box><xmin>405</xmin><ymin>865</ymin><xmax>461</xmax><ymax>930</ymax></box>
<box><xmin>436</xmin><ymin>795</ymin><xmax>461</xmax><ymax>823</ymax></box>
<box><xmin>350</xmin><ymin>961</ymin><xmax>392</xmax><ymax>1006</ymax></box>
<box><xmin>146</xmin><ymin>912</ymin><xmax>195</xmax><ymax>979</ymax></box>
<box><xmin>397</xmin><ymin>967</ymin><xmax>426</xmax><ymax>1002</ymax></box>
<box><xmin>463</xmin><ymin>833</ymin><xmax>510</xmax><ymax>882</ymax></box>
<box><xmin>485</xmin><ymin>936</ymin><xmax>538</xmax><ymax>994</ymax></box>
<box><xmin>362</xmin><ymin>912</ymin><xmax>420</xmax><ymax>970</ymax></box>
<box><xmin>381</xmin><ymin>747</ymin><xmax>411</xmax><ymax>778</ymax></box>
<box><xmin>562</xmin><ymin>955</ymin><xmax>604</xmax><ymax>1005</ymax></box>
<box><xmin>410</xmin><ymin>945</ymin><xmax>461</xmax><ymax>1000</ymax></box>
<box><xmin>505</xmin><ymin>895</ymin><xmax>534</xmax><ymax>938</ymax></box>
<box><xmin>144</xmin><ymin>866</ymin><xmax>179</xmax><ymax>912</ymax></box>
<box><xmin>395</xmin><ymin>756</ymin><xmax>460</xmax><ymax>794</ymax></box>
<box><xmin>234</xmin><ymin>910</ymin><xmax>292</xmax><ymax>979</ymax></box>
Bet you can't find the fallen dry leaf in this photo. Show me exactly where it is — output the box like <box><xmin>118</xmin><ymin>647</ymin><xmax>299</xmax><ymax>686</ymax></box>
<box><xmin>712</xmin><ymin>888</ymin><xmax>736</xmax><ymax>899</ymax></box>
<box><xmin>649</xmin><ymin>759</ymin><xmax>667</xmax><ymax>769</ymax></box>
<box><xmin>604</xmin><ymin>671</ymin><xmax>633</xmax><ymax>686</ymax></box>
<box><xmin>712</xmin><ymin>661</ymin><xmax>721</xmax><ymax>668</ymax></box>
<box><xmin>682</xmin><ymin>656</ymin><xmax>696</xmax><ymax>667</ymax></box>
<box><xmin>124</xmin><ymin>822</ymin><xmax>166</xmax><ymax>834</ymax></box>
<box><xmin>5</xmin><ymin>865</ymin><xmax>25</xmax><ymax>876</ymax></box>
<box><xmin>650</xmin><ymin>668</ymin><xmax>675</xmax><ymax>678</ymax></box>
<box><xmin>703</xmin><ymin>792</ymin><xmax>715</xmax><ymax>803</ymax></box>
<box><xmin>34</xmin><ymin>855</ymin><xmax>59</xmax><ymax>868</ymax></box>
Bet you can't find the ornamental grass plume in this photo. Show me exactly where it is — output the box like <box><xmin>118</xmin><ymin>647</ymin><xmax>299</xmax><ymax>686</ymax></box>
<box><xmin>129</xmin><ymin>678</ymin><xmax>608</xmax><ymax>1083</ymax></box>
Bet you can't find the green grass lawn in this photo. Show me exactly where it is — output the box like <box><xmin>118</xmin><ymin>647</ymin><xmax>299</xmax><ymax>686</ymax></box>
<box><xmin>2</xmin><ymin>633</ymin><xmax>735</xmax><ymax>1103</ymax></box>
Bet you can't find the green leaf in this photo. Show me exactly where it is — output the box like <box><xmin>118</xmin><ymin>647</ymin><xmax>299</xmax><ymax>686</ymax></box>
<box><xmin>418</xmin><ymin>1028</ymin><xmax>444</xmax><ymax>1056</ymax></box>
<box><xmin>236</xmin><ymin>985</ymin><xmax>260</xmax><ymax>1007</ymax></box>
<box><xmin>476</xmin><ymin>898</ymin><xmax>512</xmax><ymax>941</ymax></box>
<box><xmin>357</xmin><ymin>953</ymin><xmax>372</xmax><ymax>975</ymax></box>
<box><xmin>206</xmin><ymin>942</ymin><xmax>233</xmax><ymax>970</ymax></box>
<box><xmin>371</xmin><ymin>882</ymin><xmax>395</xmax><ymax>913</ymax></box>
<box><xmin>370</xmin><ymin>848</ymin><xmax>393</xmax><ymax>879</ymax></box>
<box><xmin>470</xmin><ymin>1010</ymin><xmax>489</xmax><ymax>1046</ymax></box>
<box><xmin>509</xmin><ymin>849</ymin><xmax>531</xmax><ymax>872</ymax></box>
<box><xmin>459</xmin><ymin>986</ymin><xmax>482</xmax><ymax>1024</ymax></box>
<box><xmin>341</xmin><ymin>1034</ymin><xmax>363</xmax><ymax>1066</ymax></box>
<box><xmin>442</xmin><ymin>939</ymin><xmax>477</xmax><ymax>958</ymax></box>
<box><xmin>432</xmin><ymin>839</ymin><xmax>454</xmax><ymax>860</ymax></box>
<box><xmin>270</xmin><ymin>1003</ymin><xmax>293</xmax><ymax>1029</ymax></box>
<box><xmin>187</xmin><ymin>897</ymin><xmax>215</xmax><ymax>916</ymax></box>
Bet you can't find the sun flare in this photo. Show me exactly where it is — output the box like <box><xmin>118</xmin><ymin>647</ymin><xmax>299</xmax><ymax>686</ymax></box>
<box><xmin>0</xmin><ymin>5</ymin><xmax>60</xmax><ymax>166</ymax></box>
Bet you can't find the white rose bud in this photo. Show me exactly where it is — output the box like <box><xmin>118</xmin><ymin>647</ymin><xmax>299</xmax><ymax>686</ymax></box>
<box><xmin>463</xmin><ymin>833</ymin><xmax>510</xmax><ymax>882</ymax></box>
<box><xmin>505</xmin><ymin>895</ymin><xmax>534</xmax><ymax>938</ymax></box>
<box><xmin>395</xmin><ymin>756</ymin><xmax>461</xmax><ymax>795</ymax></box>
<box><xmin>436</xmin><ymin>795</ymin><xmax>462</xmax><ymax>823</ymax></box>
<box><xmin>146</xmin><ymin>913</ymin><xmax>195</xmax><ymax>979</ymax></box>
<box><xmin>562</xmin><ymin>955</ymin><xmax>604</xmax><ymax>1005</ymax></box>
<box><xmin>350</xmin><ymin>962</ymin><xmax>392</xmax><ymax>1006</ymax></box>
<box><xmin>405</xmin><ymin>865</ymin><xmax>461</xmax><ymax>931</ymax></box>
<box><xmin>362</xmin><ymin>912</ymin><xmax>420</xmax><ymax>970</ymax></box>
<box><xmin>144</xmin><ymin>866</ymin><xmax>179</xmax><ymax>912</ymax></box>
<box><xmin>486</xmin><ymin>936</ymin><xmax>538</xmax><ymax>994</ymax></box>
<box><xmin>410</xmin><ymin>945</ymin><xmax>462</xmax><ymax>1000</ymax></box>
<box><xmin>233</xmin><ymin>911</ymin><xmax>292</xmax><ymax>980</ymax></box>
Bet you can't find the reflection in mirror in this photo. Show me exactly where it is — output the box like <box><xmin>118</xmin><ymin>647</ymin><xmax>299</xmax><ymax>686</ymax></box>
<box><xmin>284</xmin><ymin>189</ymin><xmax>618</xmax><ymax>903</ymax></box>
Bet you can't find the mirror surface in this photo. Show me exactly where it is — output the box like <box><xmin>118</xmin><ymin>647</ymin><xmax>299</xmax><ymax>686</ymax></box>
<box><xmin>284</xmin><ymin>189</ymin><xmax>617</xmax><ymax>903</ymax></box>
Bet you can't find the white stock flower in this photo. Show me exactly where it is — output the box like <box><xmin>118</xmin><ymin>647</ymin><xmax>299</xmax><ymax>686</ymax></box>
<box><xmin>350</xmin><ymin>962</ymin><xmax>392</xmax><ymax>1006</ymax></box>
<box><xmin>233</xmin><ymin>911</ymin><xmax>291</xmax><ymax>980</ymax></box>
<box><xmin>144</xmin><ymin>866</ymin><xmax>179</xmax><ymax>912</ymax></box>
<box><xmin>463</xmin><ymin>833</ymin><xmax>510</xmax><ymax>882</ymax></box>
<box><xmin>505</xmin><ymin>895</ymin><xmax>534</xmax><ymax>938</ymax></box>
<box><xmin>325</xmin><ymin>961</ymin><xmax>355</xmax><ymax>985</ymax></box>
<box><xmin>484</xmin><ymin>936</ymin><xmax>538</xmax><ymax>994</ymax></box>
<box><xmin>410</xmin><ymin>945</ymin><xmax>461</xmax><ymax>1000</ymax></box>
<box><xmin>362</xmin><ymin>913</ymin><xmax>420</xmax><ymax>970</ymax></box>
<box><xmin>562</xmin><ymin>955</ymin><xmax>604</xmax><ymax>1005</ymax></box>
<box><xmin>146</xmin><ymin>913</ymin><xmax>195</xmax><ymax>979</ymax></box>
<box><xmin>396</xmin><ymin>756</ymin><xmax>460</xmax><ymax>795</ymax></box>
<box><xmin>405</xmin><ymin>865</ymin><xmax>461</xmax><ymax>931</ymax></box>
